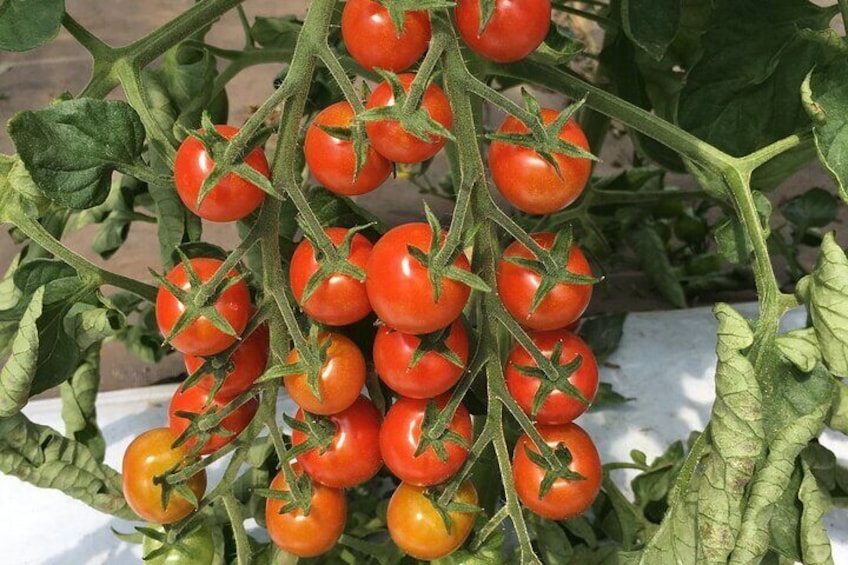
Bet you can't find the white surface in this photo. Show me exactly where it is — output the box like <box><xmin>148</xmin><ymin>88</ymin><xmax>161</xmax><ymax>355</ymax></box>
<box><xmin>1</xmin><ymin>304</ymin><xmax>846</xmax><ymax>563</ymax></box>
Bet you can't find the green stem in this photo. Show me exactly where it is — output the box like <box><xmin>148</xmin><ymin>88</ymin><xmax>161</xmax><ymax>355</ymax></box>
<box><xmin>319</xmin><ymin>45</ymin><xmax>366</xmax><ymax>113</ymax></box>
<box><xmin>839</xmin><ymin>0</ymin><xmax>848</xmax><ymax>28</ymax></box>
<box><xmin>738</xmin><ymin>131</ymin><xmax>813</xmax><ymax>174</ymax></box>
<box><xmin>62</xmin><ymin>13</ymin><xmax>112</xmax><ymax>58</ymax></box>
<box><xmin>222</xmin><ymin>494</ymin><xmax>251</xmax><ymax>565</ymax></box>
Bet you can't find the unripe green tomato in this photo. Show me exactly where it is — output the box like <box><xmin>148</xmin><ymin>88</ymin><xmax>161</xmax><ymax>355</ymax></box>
<box><xmin>141</xmin><ymin>523</ymin><xmax>223</xmax><ymax>565</ymax></box>
<box><xmin>674</xmin><ymin>214</ymin><xmax>708</xmax><ymax>245</ymax></box>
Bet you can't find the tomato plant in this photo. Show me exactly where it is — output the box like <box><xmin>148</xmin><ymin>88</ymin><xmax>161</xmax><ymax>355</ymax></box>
<box><xmin>373</xmin><ymin>319</ymin><xmax>469</xmax><ymax>398</ymax></box>
<box><xmin>183</xmin><ymin>324</ymin><xmax>269</xmax><ymax>400</ymax></box>
<box><xmin>122</xmin><ymin>428</ymin><xmax>207</xmax><ymax>524</ymax></box>
<box><xmin>289</xmin><ymin>227</ymin><xmax>373</xmax><ymax>326</ymax></box>
<box><xmin>174</xmin><ymin>125</ymin><xmax>269</xmax><ymax>222</ymax></box>
<box><xmin>341</xmin><ymin>0</ymin><xmax>431</xmax><ymax>72</ymax></box>
<box><xmin>155</xmin><ymin>257</ymin><xmax>252</xmax><ymax>357</ymax></box>
<box><xmin>290</xmin><ymin>395</ymin><xmax>383</xmax><ymax>488</ymax></box>
<box><xmin>304</xmin><ymin>101</ymin><xmax>392</xmax><ymax>196</ymax></box>
<box><xmin>387</xmin><ymin>480</ymin><xmax>478</xmax><ymax>561</ymax></box>
<box><xmin>379</xmin><ymin>394</ymin><xmax>473</xmax><ymax>486</ymax></box>
<box><xmin>168</xmin><ymin>385</ymin><xmax>259</xmax><ymax>455</ymax></box>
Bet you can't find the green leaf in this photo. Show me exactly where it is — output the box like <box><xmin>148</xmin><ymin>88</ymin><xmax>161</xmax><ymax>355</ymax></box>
<box><xmin>0</xmin><ymin>154</ymin><xmax>49</xmax><ymax>222</ymax></box>
<box><xmin>805</xmin><ymin>233</ymin><xmax>848</xmax><ymax>378</ymax></box>
<box><xmin>780</xmin><ymin>187</ymin><xmax>837</xmax><ymax>230</ymax></box>
<box><xmin>0</xmin><ymin>0</ymin><xmax>64</xmax><ymax>52</ymax></box>
<box><xmin>533</xmin><ymin>519</ymin><xmax>573</xmax><ymax>564</ymax></box>
<box><xmin>767</xmin><ymin>461</ymin><xmax>803</xmax><ymax>561</ymax></box>
<box><xmin>621</xmin><ymin>0</ymin><xmax>682</xmax><ymax>60</ymax></box>
<box><xmin>8</xmin><ymin>99</ymin><xmax>146</xmax><ymax>210</ymax></box>
<box><xmin>798</xmin><ymin>459</ymin><xmax>834</xmax><ymax>565</ymax></box>
<box><xmin>631</xmin><ymin>441</ymin><xmax>686</xmax><ymax>519</ymax></box>
<box><xmin>630</xmin><ymin>224</ymin><xmax>686</xmax><ymax>308</ymax></box>
<box><xmin>677</xmin><ymin>0</ymin><xmax>831</xmax><ymax>157</ymax></box>
<box><xmin>432</xmin><ymin>528</ymin><xmax>505</xmax><ymax>564</ymax></box>
<box><xmin>0</xmin><ymin>412</ymin><xmax>133</xmax><ymax>519</ymax></box>
<box><xmin>60</xmin><ymin>350</ymin><xmax>105</xmax><ymax>462</ymax></box>
<box><xmin>0</xmin><ymin>287</ymin><xmax>44</xmax><ymax>417</ymax></box>
<box><xmin>776</xmin><ymin>327</ymin><xmax>821</xmax><ymax>373</ymax></box>
<box><xmin>590</xmin><ymin>382</ymin><xmax>633</xmax><ymax>411</ymax></box>
<box><xmin>251</xmin><ymin>15</ymin><xmax>302</xmax><ymax>49</ymax></box>
<box><xmin>697</xmin><ymin>303</ymin><xmax>764</xmax><ymax>562</ymax></box>
<box><xmin>578</xmin><ymin>313</ymin><xmax>626</xmax><ymax>362</ymax></box>
<box><xmin>803</xmin><ymin>58</ymin><xmax>848</xmax><ymax>204</ymax></box>
<box><xmin>829</xmin><ymin>380</ymin><xmax>848</xmax><ymax>435</ymax></box>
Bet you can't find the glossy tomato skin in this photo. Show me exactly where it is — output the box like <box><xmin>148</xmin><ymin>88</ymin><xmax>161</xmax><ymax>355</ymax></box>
<box><xmin>497</xmin><ymin>233</ymin><xmax>593</xmax><ymax>331</ymax></box>
<box><xmin>284</xmin><ymin>332</ymin><xmax>366</xmax><ymax>415</ymax></box>
<box><xmin>265</xmin><ymin>467</ymin><xmax>347</xmax><ymax>558</ymax></box>
<box><xmin>342</xmin><ymin>0</ymin><xmax>431</xmax><ymax>72</ymax></box>
<box><xmin>304</xmin><ymin>102</ymin><xmax>392</xmax><ymax>196</ymax></box>
<box><xmin>183</xmin><ymin>324</ymin><xmax>269</xmax><ymax>401</ymax></box>
<box><xmin>141</xmin><ymin>523</ymin><xmax>217</xmax><ymax>565</ymax></box>
<box><xmin>513</xmin><ymin>423</ymin><xmax>601</xmax><ymax>520</ymax></box>
<box><xmin>174</xmin><ymin>125</ymin><xmax>269</xmax><ymax>222</ymax></box>
<box><xmin>156</xmin><ymin>258</ymin><xmax>251</xmax><ymax>357</ymax></box>
<box><xmin>373</xmin><ymin>319</ymin><xmax>469</xmax><ymax>398</ymax></box>
<box><xmin>455</xmin><ymin>0</ymin><xmax>551</xmax><ymax>63</ymax></box>
<box><xmin>506</xmin><ymin>329</ymin><xmax>598</xmax><ymax>424</ymax></box>
<box><xmin>365</xmin><ymin>74</ymin><xmax>453</xmax><ymax>164</ymax></box>
<box><xmin>387</xmin><ymin>480</ymin><xmax>478</xmax><ymax>561</ymax></box>
<box><xmin>289</xmin><ymin>227</ymin><xmax>373</xmax><ymax>326</ymax></box>
<box><xmin>379</xmin><ymin>394</ymin><xmax>473</xmax><ymax>486</ymax></box>
<box><xmin>168</xmin><ymin>385</ymin><xmax>259</xmax><ymax>456</ymax></box>
<box><xmin>489</xmin><ymin>108</ymin><xmax>592</xmax><ymax>215</ymax></box>
<box><xmin>292</xmin><ymin>396</ymin><xmax>382</xmax><ymax>488</ymax></box>
<box><xmin>122</xmin><ymin>428</ymin><xmax>207</xmax><ymax>524</ymax></box>
<box><xmin>366</xmin><ymin>223</ymin><xmax>471</xmax><ymax>335</ymax></box>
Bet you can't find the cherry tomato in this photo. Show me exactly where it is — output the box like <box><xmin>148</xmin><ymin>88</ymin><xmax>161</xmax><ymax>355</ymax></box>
<box><xmin>304</xmin><ymin>101</ymin><xmax>392</xmax><ymax>196</ymax></box>
<box><xmin>505</xmin><ymin>329</ymin><xmax>598</xmax><ymax>424</ymax></box>
<box><xmin>122</xmin><ymin>427</ymin><xmax>207</xmax><ymax>524</ymax></box>
<box><xmin>513</xmin><ymin>423</ymin><xmax>601</xmax><ymax>520</ymax></box>
<box><xmin>489</xmin><ymin>108</ymin><xmax>592</xmax><ymax>215</ymax></box>
<box><xmin>387</xmin><ymin>480</ymin><xmax>478</xmax><ymax>561</ymax></box>
<box><xmin>291</xmin><ymin>396</ymin><xmax>382</xmax><ymax>488</ymax></box>
<box><xmin>365</xmin><ymin>74</ymin><xmax>453</xmax><ymax>164</ymax></box>
<box><xmin>341</xmin><ymin>0</ymin><xmax>431</xmax><ymax>72</ymax></box>
<box><xmin>366</xmin><ymin>223</ymin><xmax>471</xmax><ymax>335</ymax></box>
<box><xmin>174</xmin><ymin>125</ymin><xmax>269</xmax><ymax>222</ymax></box>
<box><xmin>374</xmin><ymin>319</ymin><xmax>469</xmax><ymax>399</ymax></box>
<box><xmin>141</xmin><ymin>523</ymin><xmax>218</xmax><ymax>565</ymax></box>
<box><xmin>265</xmin><ymin>466</ymin><xmax>347</xmax><ymax>558</ymax></box>
<box><xmin>289</xmin><ymin>227</ymin><xmax>373</xmax><ymax>326</ymax></box>
<box><xmin>379</xmin><ymin>394</ymin><xmax>473</xmax><ymax>486</ymax></box>
<box><xmin>497</xmin><ymin>232</ymin><xmax>593</xmax><ymax>331</ymax></box>
<box><xmin>183</xmin><ymin>324</ymin><xmax>269</xmax><ymax>401</ymax></box>
<box><xmin>156</xmin><ymin>257</ymin><xmax>251</xmax><ymax>357</ymax></box>
<box><xmin>455</xmin><ymin>0</ymin><xmax>551</xmax><ymax>63</ymax></box>
<box><xmin>284</xmin><ymin>332</ymin><xmax>366</xmax><ymax>415</ymax></box>
<box><xmin>168</xmin><ymin>385</ymin><xmax>259</xmax><ymax>456</ymax></box>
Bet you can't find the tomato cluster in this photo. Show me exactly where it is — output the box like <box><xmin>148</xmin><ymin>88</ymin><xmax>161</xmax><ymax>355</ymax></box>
<box><xmin>125</xmin><ymin>2</ymin><xmax>604</xmax><ymax>561</ymax></box>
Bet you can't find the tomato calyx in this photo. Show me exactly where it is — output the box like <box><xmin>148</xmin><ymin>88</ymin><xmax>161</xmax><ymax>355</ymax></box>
<box><xmin>153</xmin><ymin>465</ymin><xmax>203</xmax><ymax>515</ymax></box>
<box><xmin>298</xmin><ymin>223</ymin><xmax>373</xmax><ymax>304</ymax></box>
<box><xmin>512</xmin><ymin>339</ymin><xmax>589</xmax><ymax>417</ymax></box>
<box><xmin>408</xmin><ymin>324</ymin><xmax>465</xmax><ymax>370</ymax></box>
<box><xmin>487</xmin><ymin>93</ymin><xmax>597</xmax><ymax>177</ymax></box>
<box><xmin>152</xmin><ymin>252</ymin><xmax>248</xmax><ymax>347</ymax></box>
<box><xmin>504</xmin><ymin>228</ymin><xmax>598</xmax><ymax>315</ymax></box>
<box><xmin>414</xmin><ymin>399</ymin><xmax>470</xmax><ymax>462</ymax></box>
<box><xmin>359</xmin><ymin>71</ymin><xmax>455</xmax><ymax>144</ymax></box>
<box><xmin>256</xmin><ymin>468</ymin><xmax>315</xmax><ymax>515</ymax></box>
<box><xmin>313</xmin><ymin>118</ymin><xmax>375</xmax><ymax>183</ymax></box>
<box><xmin>284</xmin><ymin>411</ymin><xmax>338</xmax><ymax>455</ymax></box>
<box><xmin>275</xmin><ymin>326</ymin><xmax>333</xmax><ymax>401</ymax></box>
<box><xmin>374</xmin><ymin>0</ymin><xmax>452</xmax><ymax>36</ymax></box>
<box><xmin>407</xmin><ymin>205</ymin><xmax>490</xmax><ymax>301</ymax></box>
<box><xmin>170</xmin><ymin>390</ymin><xmax>256</xmax><ymax>453</ymax></box>
<box><xmin>422</xmin><ymin>483</ymin><xmax>482</xmax><ymax>534</ymax></box>
<box><xmin>523</xmin><ymin>441</ymin><xmax>586</xmax><ymax>498</ymax></box>
<box><xmin>138</xmin><ymin>521</ymin><xmax>209</xmax><ymax>562</ymax></box>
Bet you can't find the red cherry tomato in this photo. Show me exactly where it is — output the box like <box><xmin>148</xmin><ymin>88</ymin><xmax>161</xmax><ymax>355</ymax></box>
<box><xmin>387</xmin><ymin>480</ymin><xmax>478</xmax><ymax>561</ymax></box>
<box><xmin>168</xmin><ymin>385</ymin><xmax>259</xmax><ymax>456</ymax></box>
<box><xmin>265</xmin><ymin>466</ymin><xmax>347</xmax><ymax>557</ymax></box>
<box><xmin>455</xmin><ymin>0</ymin><xmax>551</xmax><ymax>63</ymax></box>
<box><xmin>513</xmin><ymin>423</ymin><xmax>601</xmax><ymax>520</ymax></box>
<box><xmin>341</xmin><ymin>0</ymin><xmax>431</xmax><ymax>72</ymax></box>
<box><xmin>365</xmin><ymin>74</ymin><xmax>453</xmax><ymax>164</ymax></box>
<box><xmin>291</xmin><ymin>396</ymin><xmax>382</xmax><ymax>488</ymax></box>
<box><xmin>497</xmin><ymin>232</ymin><xmax>593</xmax><ymax>331</ymax></box>
<box><xmin>304</xmin><ymin>101</ymin><xmax>392</xmax><ymax>196</ymax></box>
<box><xmin>489</xmin><ymin>108</ymin><xmax>592</xmax><ymax>215</ymax></box>
<box><xmin>174</xmin><ymin>125</ymin><xmax>269</xmax><ymax>222</ymax></box>
<box><xmin>366</xmin><ymin>223</ymin><xmax>471</xmax><ymax>335</ymax></box>
<box><xmin>156</xmin><ymin>258</ymin><xmax>251</xmax><ymax>357</ymax></box>
<box><xmin>122</xmin><ymin>427</ymin><xmax>207</xmax><ymax>524</ymax></box>
<box><xmin>379</xmin><ymin>394</ymin><xmax>473</xmax><ymax>486</ymax></box>
<box><xmin>183</xmin><ymin>324</ymin><xmax>269</xmax><ymax>401</ymax></box>
<box><xmin>289</xmin><ymin>227</ymin><xmax>373</xmax><ymax>326</ymax></box>
<box><xmin>284</xmin><ymin>332</ymin><xmax>366</xmax><ymax>415</ymax></box>
<box><xmin>505</xmin><ymin>329</ymin><xmax>598</xmax><ymax>424</ymax></box>
<box><xmin>373</xmin><ymin>319</ymin><xmax>469</xmax><ymax>399</ymax></box>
